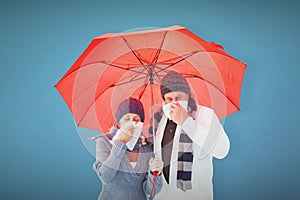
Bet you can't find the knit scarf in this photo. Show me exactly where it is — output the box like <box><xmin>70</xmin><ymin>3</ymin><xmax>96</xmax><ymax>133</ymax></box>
<box><xmin>149</xmin><ymin>98</ymin><xmax>197</xmax><ymax>192</ymax></box>
<box><xmin>177</xmin><ymin>129</ymin><xmax>193</xmax><ymax>191</ymax></box>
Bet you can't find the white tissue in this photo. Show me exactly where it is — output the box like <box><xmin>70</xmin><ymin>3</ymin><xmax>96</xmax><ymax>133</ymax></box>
<box><xmin>162</xmin><ymin>102</ymin><xmax>172</xmax><ymax>120</ymax></box>
<box><xmin>162</xmin><ymin>101</ymin><xmax>188</xmax><ymax>120</ymax></box>
<box><xmin>126</xmin><ymin>122</ymin><xmax>143</xmax><ymax>150</ymax></box>
<box><xmin>113</xmin><ymin>121</ymin><xmax>144</xmax><ymax>151</ymax></box>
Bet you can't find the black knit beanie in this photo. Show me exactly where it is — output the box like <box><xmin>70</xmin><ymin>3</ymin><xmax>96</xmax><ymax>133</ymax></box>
<box><xmin>160</xmin><ymin>71</ymin><xmax>191</xmax><ymax>99</ymax></box>
<box><xmin>115</xmin><ymin>98</ymin><xmax>145</xmax><ymax>124</ymax></box>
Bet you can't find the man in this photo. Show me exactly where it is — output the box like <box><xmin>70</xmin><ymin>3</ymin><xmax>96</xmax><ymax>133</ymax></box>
<box><xmin>152</xmin><ymin>71</ymin><xmax>230</xmax><ymax>200</ymax></box>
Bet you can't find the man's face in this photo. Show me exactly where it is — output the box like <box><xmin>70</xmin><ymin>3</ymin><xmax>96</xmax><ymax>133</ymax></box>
<box><xmin>163</xmin><ymin>91</ymin><xmax>189</xmax><ymax>104</ymax></box>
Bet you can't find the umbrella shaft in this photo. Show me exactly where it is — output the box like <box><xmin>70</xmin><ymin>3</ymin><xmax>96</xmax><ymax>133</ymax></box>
<box><xmin>148</xmin><ymin>66</ymin><xmax>154</xmax><ymax>84</ymax></box>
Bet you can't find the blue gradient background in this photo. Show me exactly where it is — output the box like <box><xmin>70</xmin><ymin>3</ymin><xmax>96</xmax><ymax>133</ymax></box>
<box><xmin>1</xmin><ymin>0</ymin><xmax>299</xmax><ymax>199</ymax></box>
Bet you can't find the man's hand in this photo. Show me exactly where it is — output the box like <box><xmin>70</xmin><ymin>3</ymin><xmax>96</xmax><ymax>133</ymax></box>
<box><xmin>149</xmin><ymin>157</ymin><xmax>164</xmax><ymax>175</ymax></box>
<box><xmin>169</xmin><ymin>102</ymin><xmax>188</xmax><ymax>125</ymax></box>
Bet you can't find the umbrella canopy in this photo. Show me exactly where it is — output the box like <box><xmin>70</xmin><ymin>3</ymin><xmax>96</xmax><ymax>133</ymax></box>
<box><xmin>55</xmin><ymin>25</ymin><xmax>246</xmax><ymax>136</ymax></box>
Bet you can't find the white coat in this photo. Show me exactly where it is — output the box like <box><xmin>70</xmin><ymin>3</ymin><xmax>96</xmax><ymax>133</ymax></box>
<box><xmin>153</xmin><ymin>105</ymin><xmax>230</xmax><ymax>200</ymax></box>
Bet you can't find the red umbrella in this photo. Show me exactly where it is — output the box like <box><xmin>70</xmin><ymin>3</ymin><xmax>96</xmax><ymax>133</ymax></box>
<box><xmin>55</xmin><ymin>25</ymin><xmax>246</xmax><ymax>137</ymax></box>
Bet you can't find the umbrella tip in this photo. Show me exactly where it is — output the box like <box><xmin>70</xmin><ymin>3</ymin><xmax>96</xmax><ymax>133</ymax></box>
<box><xmin>210</xmin><ymin>42</ymin><xmax>225</xmax><ymax>52</ymax></box>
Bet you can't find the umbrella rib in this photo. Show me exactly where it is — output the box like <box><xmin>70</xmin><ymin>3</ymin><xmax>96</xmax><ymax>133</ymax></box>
<box><xmin>56</xmin><ymin>61</ymin><xmax>148</xmax><ymax>83</ymax></box>
<box><xmin>100</xmin><ymin>61</ymin><xmax>148</xmax><ymax>75</ymax></box>
<box><xmin>100</xmin><ymin>61</ymin><xmax>150</xmax><ymax>87</ymax></box>
<box><xmin>121</xmin><ymin>67</ymin><xmax>148</xmax><ymax>84</ymax></box>
<box><xmin>152</xmin><ymin>67</ymin><xmax>163</xmax><ymax>84</ymax></box>
<box><xmin>138</xmin><ymin>81</ymin><xmax>149</xmax><ymax>100</ymax></box>
<box><xmin>156</xmin><ymin>51</ymin><xmax>201</xmax><ymax>74</ymax></box>
<box><xmin>186</xmin><ymin>74</ymin><xmax>240</xmax><ymax>111</ymax></box>
<box><xmin>151</xmin><ymin>31</ymin><xmax>168</xmax><ymax>84</ymax></box>
<box><xmin>120</xmin><ymin>36</ymin><xmax>150</xmax><ymax>73</ymax></box>
<box><xmin>155</xmin><ymin>51</ymin><xmax>195</xmax><ymax>66</ymax></box>
<box><xmin>152</xmin><ymin>31</ymin><xmax>168</xmax><ymax>64</ymax></box>
<box><xmin>156</xmin><ymin>50</ymin><xmax>245</xmax><ymax>73</ymax></box>
<box><xmin>112</xmin><ymin>76</ymin><xmax>147</xmax><ymax>87</ymax></box>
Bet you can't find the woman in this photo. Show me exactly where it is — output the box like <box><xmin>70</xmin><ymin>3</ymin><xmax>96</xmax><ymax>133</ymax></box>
<box><xmin>93</xmin><ymin>97</ymin><xmax>163</xmax><ymax>200</ymax></box>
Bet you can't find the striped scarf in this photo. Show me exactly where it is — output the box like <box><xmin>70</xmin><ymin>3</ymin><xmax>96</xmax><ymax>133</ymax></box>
<box><xmin>177</xmin><ymin>131</ymin><xmax>193</xmax><ymax>191</ymax></box>
<box><xmin>149</xmin><ymin>98</ymin><xmax>197</xmax><ymax>191</ymax></box>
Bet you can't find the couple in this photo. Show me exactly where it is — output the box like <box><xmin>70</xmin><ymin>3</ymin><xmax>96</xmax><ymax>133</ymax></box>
<box><xmin>93</xmin><ymin>71</ymin><xmax>230</xmax><ymax>200</ymax></box>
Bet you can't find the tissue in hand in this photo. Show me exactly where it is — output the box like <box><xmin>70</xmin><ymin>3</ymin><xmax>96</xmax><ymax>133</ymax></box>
<box><xmin>114</xmin><ymin>121</ymin><xmax>144</xmax><ymax>151</ymax></box>
<box><xmin>162</xmin><ymin>102</ymin><xmax>172</xmax><ymax>120</ymax></box>
<box><xmin>126</xmin><ymin>122</ymin><xmax>143</xmax><ymax>150</ymax></box>
<box><xmin>162</xmin><ymin>101</ymin><xmax>188</xmax><ymax>120</ymax></box>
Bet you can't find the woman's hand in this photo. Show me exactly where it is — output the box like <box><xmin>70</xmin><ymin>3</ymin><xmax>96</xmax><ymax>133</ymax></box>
<box><xmin>117</xmin><ymin>125</ymin><xmax>134</xmax><ymax>143</ymax></box>
<box><xmin>149</xmin><ymin>157</ymin><xmax>164</xmax><ymax>175</ymax></box>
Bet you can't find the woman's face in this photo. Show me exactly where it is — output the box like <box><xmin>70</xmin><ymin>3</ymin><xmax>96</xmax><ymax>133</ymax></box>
<box><xmin>118</xmin><ymin>113</ymin><xmax>141</xmax><ymax>127</ymax></box>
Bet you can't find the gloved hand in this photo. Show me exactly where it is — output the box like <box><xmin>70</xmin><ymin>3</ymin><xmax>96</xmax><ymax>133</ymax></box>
<box><xmin>115</xmin><ymin>121</ymin><xmax>135</xmax><ymax>144</ymax></box>
<box><xmin>117</xmin><ymin>124</ymin><xmax>134</xmax><ymax>144</ymax></box>
<box><xmin>149</xmin><ymin>157</ymin><xmax>164</xmax><ymax>175</ymax></box>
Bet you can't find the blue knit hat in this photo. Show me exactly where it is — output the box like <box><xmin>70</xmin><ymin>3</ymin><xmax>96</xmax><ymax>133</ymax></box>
<box><xmin>115</xmin><ymin>98</ymin><xmax>145</xmax><ymax>124</ymax></box>
<box><xmin>160</xmin><ymin>71</ymin><xmax>191</xmax><ymax>99</ymax></box>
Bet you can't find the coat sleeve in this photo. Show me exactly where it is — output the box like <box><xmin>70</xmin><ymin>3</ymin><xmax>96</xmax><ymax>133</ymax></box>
<box><xmin>93</xmin><ymin>138</ymin><xmax>127</xmax><ymax>183</ymax></box>
<box><xmin>181</xmin><ymin>107</ymin><xmax>230</xmax><ymax>159</ymax></box>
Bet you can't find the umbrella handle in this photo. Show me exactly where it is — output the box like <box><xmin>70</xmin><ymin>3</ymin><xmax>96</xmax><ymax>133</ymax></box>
<box><xmin>152</xmin><ymin>171</ymin><xmax>159</xmax><ymax>176</ymax></box>
<box><xmin>150</xmin><ymin>171</ymin><xmax>158</xmax><ymax>199</ymax></box>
